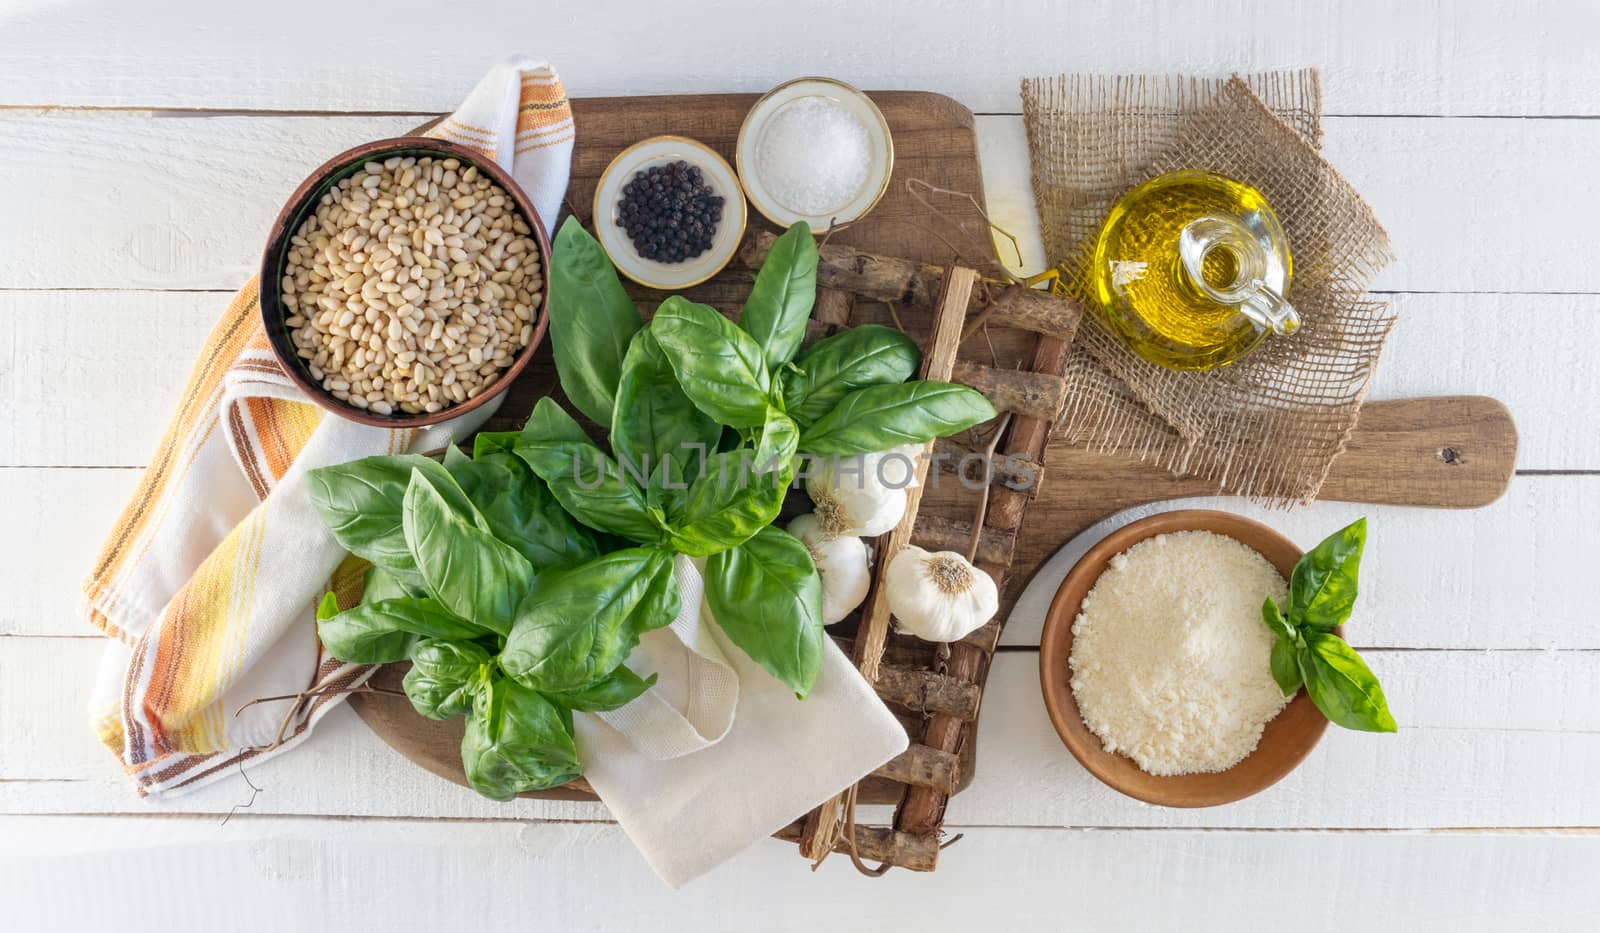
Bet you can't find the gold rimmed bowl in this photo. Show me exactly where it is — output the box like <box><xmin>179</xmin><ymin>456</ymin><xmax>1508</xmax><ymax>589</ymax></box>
<box><xmin>591</xmin><ymin>135</ymin><xmax>748</xmax><ymax>290</ymax></box>
<box><xmin>735</xmin><ymin>76</ymin><xmax>894</xmax><ymax>233</ymax></box>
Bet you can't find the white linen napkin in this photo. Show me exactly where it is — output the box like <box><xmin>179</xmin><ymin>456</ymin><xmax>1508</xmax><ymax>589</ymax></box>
<box><xmin>576</xmin><ymin>559</ymin><xmax>909</xmax><ymax>886</ymax></box>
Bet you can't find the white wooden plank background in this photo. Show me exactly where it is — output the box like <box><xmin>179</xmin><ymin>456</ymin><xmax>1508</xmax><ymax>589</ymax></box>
<box><xmin>2</xmin><ymin>1</ymin><xmax>1597</xmax><ymax>929</ymax></box>
<box><xmin>1</xmin><ymin>0</ymin><xmax>1596</xmax><ymax>116</ymax></box>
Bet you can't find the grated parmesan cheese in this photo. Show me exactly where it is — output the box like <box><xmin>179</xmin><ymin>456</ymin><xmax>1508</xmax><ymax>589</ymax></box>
<box><xmin>1069</xmin><ymin>530</ymin><xmax>1291</xmax><ymax>776</ymax></box>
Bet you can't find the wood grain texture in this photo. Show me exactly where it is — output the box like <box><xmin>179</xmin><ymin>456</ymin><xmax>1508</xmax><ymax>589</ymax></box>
<box><xmin>9</xmin><ymin>289</ymin><xmax>1579</xmax><ymax>470</ymax></box>
<box><xmin>6</xmin><ymin>112</ymin><xmax>1600</xmax><ymax>295</ymax></box>
<box><xmin>4</xmin><ymin>14</ymin><xmax>1595</xmax><ymax>912</ymax></box>
<box><xmin>14</xmin><ymin>639</ymin><xmax>1600</xmax><ymax>830</ymax></box>
<box><xmin>26</xmin><ymin>464</ymin><xmax>1589</xmax><ymax>649</ymax></box>
<box><xmin>955</xmin><ymin>651</ymin><xmax>1600</xmax><ymax>830</ymax></box>
<box><xmin>851</xmin><ymin>266</ymin><xmax>976</xmax><ymax>680</ymax></box>
<box><xmin>2</xmin><ymin>1</ymin><xmax>1598</xmax><ymax>116</ymax></box>
<box><xmin>896</xmin><ymin>326</ymin><xmax>1073</xmax><ymax>838</ymax></box>
<box><xmin>1005</xmin><ymin>396</ymin><xmax>1517</xmax><ymax>617</ymax></box>
<box><xmin>997</xmin><ymin>472</ymin><xmax>1600</xmax><ymax>650</ymax></box>
<box><xmin>872</xmin><ymin>665</ymin><xmax>983</xmax><ymax>720</ymax></box>
<box><xmin>870</xmin><ymin>744</ymin><xmax>960</xmax><ymax>794</ymax></box>
<box><xmin>6</xmin><ymin>817</ymin><xmax>1598</xmax><ymax>931</ymax></box>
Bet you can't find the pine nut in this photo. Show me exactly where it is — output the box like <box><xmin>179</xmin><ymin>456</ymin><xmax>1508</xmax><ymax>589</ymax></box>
<box><xmin>283</xmin><ymin>154</ymin><xmax>542</xmax><ymax>415</ymax></box>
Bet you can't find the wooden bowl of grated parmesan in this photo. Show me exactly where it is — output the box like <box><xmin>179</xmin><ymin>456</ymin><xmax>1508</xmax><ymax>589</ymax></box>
<box><xmin>1038</xmin><ymin>510</ymin><xmax>1335</xmax><ymax>807</ymax></box>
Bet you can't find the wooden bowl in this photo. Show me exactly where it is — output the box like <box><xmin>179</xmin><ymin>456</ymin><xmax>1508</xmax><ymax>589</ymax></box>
<box><xmin>259</xmin><ymin>137</ymin><xmax>552</xmax><ymax>428</ymax></box>
<box><xmin>1037</xmin><ymin>509</ymin><xmax>1332</xmax><ymax>807</ymax></box>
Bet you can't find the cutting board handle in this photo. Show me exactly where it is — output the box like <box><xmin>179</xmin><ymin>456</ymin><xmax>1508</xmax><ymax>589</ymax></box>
<box><xmin>1319</xmin><ymin>396</ymin><xmax>1517</xmax><ymax>508</ymax></box>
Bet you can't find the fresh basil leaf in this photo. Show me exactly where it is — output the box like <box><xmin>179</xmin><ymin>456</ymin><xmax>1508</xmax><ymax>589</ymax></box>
<box><xmin>445</xmin><ymin>450</ymin><xmax>601</xmax><ymax>571</ymax></box>
<box><xmin>644</xmin><ymin>454</ymin><xmax>692</xmax><ymax>524</ymax></box>
<box><xmin>472</xmin><ymin>430</ymin><xmax>522</xmax><ymax>459</ymax></box>
<box><xmin>461</xmin><ymin>677</ymin><xmax>581</xmax><ymax>800</ymax></box>
<box><xmin>317</xmin><ymin>596</ymin><xmax>482</xmax><ymax>664</ymax></box>
<box><xmin>669</xmin><ymin>446</ymin><xmax>795</xmax><ymax>557</ymax></box>
<box><xmin>782</xmin><ymin>325</ymin><xmax>921</xmax><ymax>425</ymax></box>
<box><xmin>403</xmin><ymin>467</ymin><xmax>534</xmax><ymax>635</ymax></box>
<box><xmin>520</xmin><ymin>396</ymin><xmax>592</xmax><ymax>446</ymax></box>
<box><xmin>308</xmin><ymin>455</ymin><xmax>480</xmax><ymax>589</ymax></box>
<box><xmin>517</xmin><ymin>440</ymin><xmax>662</xmax><ymax>543</ymax></box>
<box><xmin>500</xmin><ymin>548</ymin><xmax>679</xmax><ymax>693</ymax></box>
<box><xmin>740</xmin><ymin>222</ymin><xmax>817</xmax><ymax>368</ymax></box>
<box><xmin>1291</xmin><ymin>518</ymin><xmax>1366</xmax><ymax>630</ymax></box>
<box><xmin>403</xmin><ymin>639</ymin><xmax>491</xmax><ymax>720</ymax></box>
<box><xmin>801</xmin><ymin>380</ymin><xmax>996</xmax><ymax>455</ymax></box>
<box><xmin>705</xmin><ymin>526</ymin><xmax>824</xmax><ymax>698</ymax></box>
<box><xmin>1261</xmin><ymin>597</ymin><xmax>1295</xmax><ymax>642</ymax></box>
<box><xmin>1300</xmin><ymin>631</ymin><xmax>1397</xmax><ymax>733</ymax></box>
<box><xmin>316</xmin><ymin>591</ymin><xmax>340</xmax><ymax>621</ymax></box>
<box><xmin>548</xmin><ymin>217</ymin><xmax>642</xmax><ymax>425</ymax></box>
<box><xmin>360</xmin><ymin>564</ymin><xmax>422</xmax><ymax>603</ymax></box>
<box><xmin>515</xmin><ymin>400</ymin><xmax>661</xmax><ymax>542</ymax></box>
<box><xmin>545</xmin><ymin>666</ymin><xmax>658</xmax><ymax>712</ymax></box>
<box><xmin>752</xmin><ymin>407</ymin><xmax>800</xmax><ymax>476</ymax></box>
<box><xmin>611</xmin><ymin>326</ymin><xmax>720</xmax><ymax>486</ymax></box>
<box><xmin>442</xmin><ymin>443</ymin><xmax>472</xmax><ymax>470</ymax></box>
<box><xmin>651</xmin><ymin>296</ymin><xmax>772</xmax><ymax>428</ymax></box>
<box><xmin>1270</xmin><ymin>636</ymin><xmax>1303</xmax><ymax>697</ymax></box>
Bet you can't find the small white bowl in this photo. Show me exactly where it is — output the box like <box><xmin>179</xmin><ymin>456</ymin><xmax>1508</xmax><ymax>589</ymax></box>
<box><xmin>592</xmin><ymin>135</ymin><xmax>748</xmax><ymax>290</ymax></box>
<box><xmin>736</xmin><ymin>77</ymin><xmax>894</xmax><ymax>233</ymax></box>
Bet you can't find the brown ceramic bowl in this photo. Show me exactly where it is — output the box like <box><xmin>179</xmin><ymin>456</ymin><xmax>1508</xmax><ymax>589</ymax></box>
<box><xmin>1038</xmin><ymin>509</ymin><xmax>1333</xmax><ymax>807</ymax></box>
<box><xmin>259</xmin><ymin>137</ymin><xmax>552</xmax><ymax>428</ymax></box>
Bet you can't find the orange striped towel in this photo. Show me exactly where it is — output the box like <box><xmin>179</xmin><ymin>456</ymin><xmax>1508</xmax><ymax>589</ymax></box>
<box><xmin>83</xmin><ymin>56</ymin><xmax>574</xmax><ymax>798</ymax></box>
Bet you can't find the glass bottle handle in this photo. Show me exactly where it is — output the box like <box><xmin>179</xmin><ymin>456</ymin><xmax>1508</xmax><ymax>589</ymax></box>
<box><xmin>1179</xmin><ymin>215</ymin><xmax>1300</xmax><ymax>336</ymax></box>
<box><xmin>1238</xmin><ymin>282</ymin><xmax>1301</xmax><ymax>335</ymax></box>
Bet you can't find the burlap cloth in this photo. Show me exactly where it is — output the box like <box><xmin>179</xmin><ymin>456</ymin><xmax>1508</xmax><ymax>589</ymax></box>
<box><xmin>1021</xmin><ymin>70</ymin><xmax>1395</xmax><ymax>503</ymax></box>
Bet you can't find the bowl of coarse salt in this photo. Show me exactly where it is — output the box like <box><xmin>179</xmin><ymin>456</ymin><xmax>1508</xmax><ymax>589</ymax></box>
<box><xmin>736</xmin><ymin>77</ymin><xmax>894</xmax><ymax>233</ymax></box>
<box><xmin>1038</xmin><ymin>510</ymin><xmax>1334</xmax><ymax>807</ymax></box>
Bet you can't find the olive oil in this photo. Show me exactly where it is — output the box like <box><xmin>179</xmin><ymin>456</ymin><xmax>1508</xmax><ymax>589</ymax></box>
<box><xmin>1083</xmin><ymin>171</ymin><xmax>1296</xmax><ymax>371</ymax></box>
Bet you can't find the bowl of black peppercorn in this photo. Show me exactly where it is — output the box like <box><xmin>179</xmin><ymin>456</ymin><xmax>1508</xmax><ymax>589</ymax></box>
<box><xmin>592</xmin><ymin>135</ymin><xmax>748</xmax><ymax>289</ymax></box>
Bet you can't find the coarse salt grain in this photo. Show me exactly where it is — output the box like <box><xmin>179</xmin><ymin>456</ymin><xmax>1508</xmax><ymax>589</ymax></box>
<box><xmin>755</xmin><ymin>96</ymin><xmax>871</xmax><ymax>216</ymax></box>
<box><xmin>1068</xmin><ymin>530</ymin><xmax>1291</xmax><ymax>776</ymax></box>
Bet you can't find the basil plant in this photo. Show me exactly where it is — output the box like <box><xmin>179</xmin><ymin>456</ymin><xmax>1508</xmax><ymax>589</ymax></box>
<box><xmin>307</xmin><ymin>220</ymin><xmax>995</xmax><ymax>801</ymax></box>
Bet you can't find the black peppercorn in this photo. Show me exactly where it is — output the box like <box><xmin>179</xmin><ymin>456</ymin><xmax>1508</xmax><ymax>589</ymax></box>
<box><xmin>616</xmin><ymin>159</ymin><xmax>721</xmax><ymax>264</ymax></box>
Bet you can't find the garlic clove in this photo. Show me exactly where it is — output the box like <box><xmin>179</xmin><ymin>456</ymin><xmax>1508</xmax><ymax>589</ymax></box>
<box><xmin>885</xmin><ymin>545</ymin><xmax>998</xmax><ymax>642</ymax></box>
<box><xmin>788</xmin><ymin>513</ymin><xmax>872</xmax><ymax>624</ymax></box>
<box><xmin>872</xmin><ymin>444</ymin><xmax>923</xmax><ymax>490</ymax></box>
<box><xmin>806</xmin><ymin>454</ymin><xmax>909</xmax><ymax>537</ymax></box>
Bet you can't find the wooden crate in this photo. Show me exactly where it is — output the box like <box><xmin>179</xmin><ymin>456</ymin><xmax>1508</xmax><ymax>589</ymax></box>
<box><xmin>737</xmin><ymin>234</ymin><xmax>1080</xmax><ymax>872</ymax></box>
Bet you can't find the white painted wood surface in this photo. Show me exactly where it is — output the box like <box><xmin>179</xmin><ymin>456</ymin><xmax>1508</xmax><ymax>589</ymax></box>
<box><xmin>2</xmin><ymin>2</ymin><xmax>1597</xmax><ymax>929</ymax></box>
<box><xmin>7</xmin><ymin>818</ymin><xmax>1598</xmax><ymax>932</ymax></box>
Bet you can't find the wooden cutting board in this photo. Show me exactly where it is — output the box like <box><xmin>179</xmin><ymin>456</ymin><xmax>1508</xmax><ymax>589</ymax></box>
<box><xmin>1010</xmin><ymin>394</ymin><xmax>1518</xmax><ymax>610</ymax></box>
<box><xmin>351</xmin><ymin>90</ymin><xmax>1001</xmax><ymax>801</ymax></box>
<box><xmin>349</xmin><ymin>91</ymin><xmax>1518</xmax><ymax>802</ymax></box>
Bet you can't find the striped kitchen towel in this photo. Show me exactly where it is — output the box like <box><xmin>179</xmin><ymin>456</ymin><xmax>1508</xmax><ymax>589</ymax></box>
<box><xmin>82</xmin><ymin>55</ymin><xmax>574</xmax><ymax>798</ymax></box>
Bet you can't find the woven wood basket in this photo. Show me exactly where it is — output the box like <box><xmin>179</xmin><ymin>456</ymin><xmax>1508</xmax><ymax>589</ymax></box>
<box><xmin>735</xmin><ymin>234</ymin><xmax>1082</xmax><ymax>873</ymax></box>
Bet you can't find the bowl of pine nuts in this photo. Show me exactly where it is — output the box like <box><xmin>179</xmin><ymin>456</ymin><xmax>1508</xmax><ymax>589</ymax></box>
<box><xmin>260</xmin><ymin>137</ymin><xmax>551</xmax><ymax>427</ymax></box>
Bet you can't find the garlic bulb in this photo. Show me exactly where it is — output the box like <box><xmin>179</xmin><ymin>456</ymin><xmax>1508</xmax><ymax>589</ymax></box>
<box><xmin>787</xmin><ymin>514</ymin><xmax>872</xmax><ymax>624</ymax></box>
<box><xmin>885</xmin><ymin>546</ymin><xmax>998</xmax><ymax>642</ymax></box>
<box><xmin>805</xmin><ymin>445</ymin><xmax>921</xmax><ymax>537</ymax></box>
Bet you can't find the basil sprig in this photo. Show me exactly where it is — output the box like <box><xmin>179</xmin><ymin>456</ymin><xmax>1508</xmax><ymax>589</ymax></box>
<box><xmin>307</xmin><ymin>220</ymin><xmax>1002</xmax><ymax>798</ymax></box>
<box><xmin>1261</xmin><ymin>518</ymin><xmax>1397</xmax><ymax>733</ymax></box>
